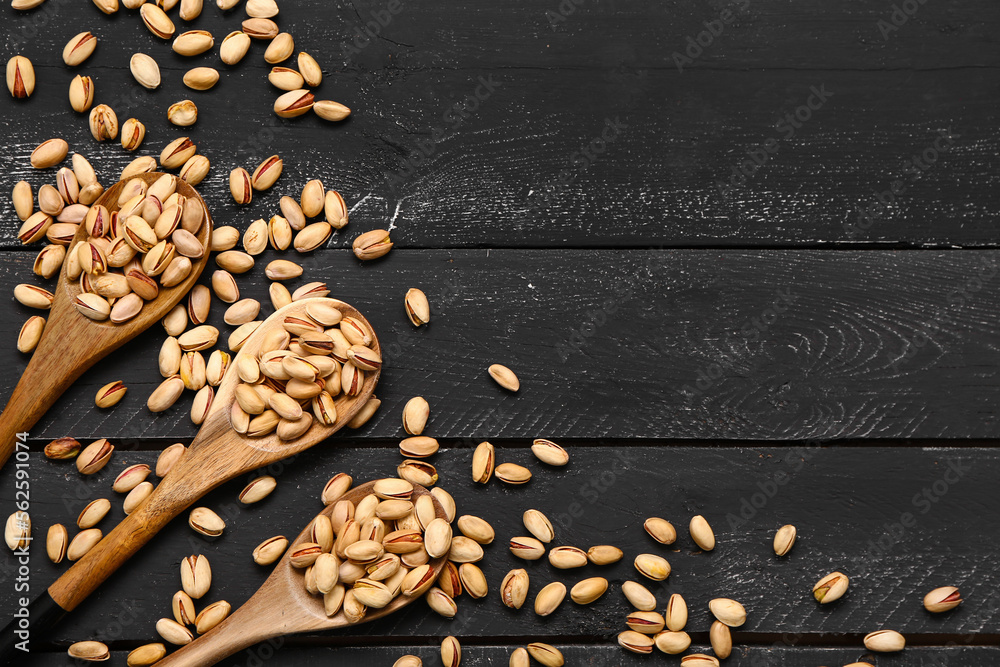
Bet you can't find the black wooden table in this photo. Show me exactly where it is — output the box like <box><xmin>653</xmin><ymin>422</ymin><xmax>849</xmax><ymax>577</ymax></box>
<box><xmin>2</xmin><ymin>0</ymin><xmax>999</xmax><ymax>664</ymax></box>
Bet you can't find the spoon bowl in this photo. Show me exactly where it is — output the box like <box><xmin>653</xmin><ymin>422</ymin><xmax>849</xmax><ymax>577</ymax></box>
<box><xmin>156</xmin><ymin>481</ymin><xmax>448</xmax><ymax>667</ymax></box>
<box><xmin>0</xmin><ymin>172</ymin><xmax>213</xmax><ymax>469</ymax></box>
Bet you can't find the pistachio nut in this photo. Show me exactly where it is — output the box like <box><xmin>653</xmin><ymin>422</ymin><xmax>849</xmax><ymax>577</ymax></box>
<box><xmin>77</xmin><ymin>438</ymin><xmax>114</xmax><ymax>474</ymax></box>
<box><xmin>17</xmin><ymin>212</ymin><xmax>53</xmax><ymax>244</ymax></box>
<box><xmin>403</xmin><ymin>288</ymin><xmax>430</xmax><ymax>327</ymax></box>
<box><xmin>425</xmin><ymin>586</ymin><xmax>457</xmax><ymax>618</ymax></box>
<box><xmin>253</xmin><ymin>535</ymin><xmax>288</xmax><ymax>565</ymax></box>
<box><xmin>321</xmin><ymin>473</ymin><xmax>353</xmax><ymax>504</ymax></box>
<box><xmin>267</xmin><ymin>215</ymin><xmax>293</xmax><ymax>250</ymax></box>
<box><xmin>225</xmin><ymin>299</ymin><xmax>260</xmax><ymax>327</ymax></box>
<box><xmin>113</xmin><ymin>463</ymin><xmax>151</xmax><ymax>493</ymax></box>
<box><xmin>194</xmin><ymin>600</ymin><xmax>230</xmax><ymax>634</ymax></box>
<box><xmin>69</xmin><ymin>75</ymin><xmax>95</xmax><ymax>113</ymax></box>
<box><xmin>453</xmin><ymin>515</ymin><xmax>493</xmax><ymax>546</ymax></box>
<box><xmin>30</xmin><ymin>138</ymin><xmax>68</xmax><ymax>169</ymax></box>
<box><xmin>864</xmin><ymin>629</ymin><xmax>906</xmax><ymax>652</ymax></box>
<box><xmin>161</xmin><ymin>137</ymin><xmax>197</xmax><ymax>169</ymax></box>
<box><xmin>77</xmin><ymin>498</ymin><xmax>111</xmax><ymax>530</ymax></box>
<box><xmin>421</xmin><ymin>518</ymin><xmax>451</xmax><ymax>559</ymax></box>
<box><xmin>394</xmin><ymin>437</ymin><xmax>438</xmax><ymax>461</ymax></box>
<box><xmin>773</xmin><ymin>524</ymin><xmax>796</xmax><ymax>556</ymax></box>
<box><xmin>5</xmin><ymin>511</ymin><xmax>30</xmax><ymax>550</ymax></box>
<box><xmin>315</xmin><ymin>100</ymin><xmax>351</xmax><ymax>121</ymax></box>
<box><xmin>16</xmin><ymin>316</ymin><xmax>45</xmax><ymax>353</ymax></box>
<box><xmin>430</xmin><ymin>487</ymin><xmax>457</xmax><ymax>522</ymax></box>
<box><xmin>274</xmin><ymin>88</ymin><xmax>314</xmax><ymax>118</ymax></box>
<box><xmin>251</xmin><ymin>155</ymin><xmax>283</xmax><ymax>191</ymax></box>
<box><xmin>293</xmin><ymin>221</ymin><xmax>332</xmax><ymax>252</ymax></box>
<box><xmin>470</xmin><ymin>440</ymin><xmax>494</xmax><ymax>483</ymax></box>
<box><xmin>627</xmin><ymin>610</ymin><xmax>665</xmax><ymax>635</ymax></box>
<box><xmin>141</xmin><ymin>3</ymin><xmax>175</xmax><ymax>38</ymax></box>
<box><xmin>352</xmin><ymin>228</ymin><xmax>393</xmax><ymax>260</ymax></box>
<box><xmin>239</xmin><ymin>475</ymin><xmax>277</xmax><ymax>504</ymax></box>
<box><xmin>89</xmin><ymin>104</ymin><xmax>118</xmax><ymax>141</ymax></box>
<box><xmin>191</xmin><ymin>386</ymin><xmax>214</xmax><ymax>425</ymax></box>
<box><xmin>923</xmin><ymin>586</ymin><xmax>962</xmax><ymax>613</ymax></box>
<box><xmin>67</xmin><ymin>528</ymin><xmax>102</xmax><ymax>560</ymax></box>
<box><xmin>189</xmin><ymin>507</ymin><xmax>225</xmax><ymax>537</ymax></box>
<box><xmin>156</xmin><ymin>618</ymin><xmax>193</xmax><ymax>646</ymax></box>
<box><xmin>710</xmin><ymin>621</ymin><xmax>732</xmax><ymax>659</ymax></box>
<box><xmin>121</xmin><ymin>118</ymin><xmax>145</xmax><ymax>151</ymax></box>
<box><xmin>654</xmin><ymin>630</ymin><xmax>691</xmax><ymax>655</ymax></box>
<box><xmin>68</xmin><ymin>641</ymin><xmax>110</xmax><ymax>662</ymax></box>
<box><xmin>666</xmin><ymin>593</ymin><xmax>688</xmax><ymax>630</ymax></box>
<box><xmin>440</xmin><ymin>636</ymin><xmax>461</xmax><ymax>667</ymax></box>
<box><xmin>689</xmin><ymin>514</ymin><xmax>715</xmax><ymax>551</ymax></box>
<box><xmin>156</xmin><ymin>443</ymin><xmax>186</xmax><ymax>477</ymax></box>
<box><xmin>267</xmin><ymin>65</ymin><xmax>304</xmax><ymax>91</ymax></box>
<box><xmin>495</xmin><ymin>462</ymin><xmax>532</xmax><ymax>485</ymax></box>
<box><xmin>548</xmin><ymin>545</ymin><xmax>588</xmax><ymax>570</ymax></box>
<box><xmin>570</xmin><ymin>576</ymin><xmax>608</xmax><ymax>604</ymax></box>
<box><xmin>644</xmin><ymin>517</ymin><xmax>676</xmax><ymax>545</ymax></box>
<box><xmin>634</xmin><ymin>553</ymin><xmax>671</xmax><ymax>581</ymax></box>
<box><xmin>242</xmin><ymin>17</ymin><xmax>279</xmax><ymax>38</ymax></box>
<box><xmin>813</xmin><ymin>571</ymin><xmax>849</xmax><ymax>604</ymax></box>
<box><xmin>180</xmin><ymin>155</ymin><xmax>211</xmax><ymax>185</ymax></box>
<box><xmin>127</xmin><ymin>643</ymin><xmax>167</xmax><ymax>666</ymax></box>
<box><xmin>396</xmin><ymin>459</ymin><xmax>437</xmax><ymax>487</ymax></box>
<box><xmin>324</xmin><ymin>189</ymin><xmax>348</xmax><ymax>229</ymax></box>
<box><xmin>46</xmin><ymin>524</ymin><xmax>68</xmax><ymax>564</ymax></box>
<box><xmin>63</xmin><ymin>31</ymin><xmax>97</xmax><ymax>66</ymax></box>
<box><xmin>509</xmin><ymin>648</ymin><xmax>529</xmax><ymax>667</ymax></box>
<box><xmin>178</xmin><ymin>325</ymin><xmax>219</xmax><ymax>351</ymax></box>
<box><xmin>121</xmin><ymin>156</ymin><xmax>157</xmax><ymax>180</ymax></box>
<box><xmin>263</xmin><ymin>32</ymin><xmax>294</xmax><ymax>64</ymax></box>
<box><xmin>617</xmin><ymin>630</ymin><xmax>654</xmax><ymax>655</ymax></box>
<box><xmin>500</xmin><ymin>568</ymin><xmax>529</xmax><ymax>609</ymax></box>
<box><xmin>44</xmin><ymin>437</ymin><xmax>81</xmax><ymax>460</ymax></box>
<box><xmin>709</xmin><ymin>598</ymin><xmax>746</xmax><ymax>627</ymax></box>
<box><xmin>680</xmin><ymin>654</ymin><xmax>720</xmax><ymax>667</ymax></box>
<box><xmin>180</xmin><ymin>554</ymin><xmax>212</xmax><ymax>598</ymax></box>
<box><xmin>523</xmin><ymin>509</ymin><xmax>555</xmax><ymax>543</ymax></box>
<box><xmin>220</xmin><ymin>30</ymin><xmax>251</xmax><ymax>64</ymax></box>
<box><xmin>280</xmin><ymin>195</ymin><xmax>307</xmax><ymax>229</ymax></box>
<box><xmin>13</xmin><ymin>180</ymin><xmax>33</xmax><ymax>221</ymax></box>
<box><xmin>217</xmin><ymin>250</ymin><xmax>254</xmax><ymax>273</ymax></box>
<box><xmin>526</xmin><ymin>643</ymin><xmax>563</xmax><ymax>667</ymax></box>
<box><xmin>246</xmin><ymin>0</ymin><xmax>278</xmax><ymax>16</ymax></box>
<box><xmin>124</xmin><ymin>481</ymin><xmax>154</xmax><ymax>514</ymax></box>
<box><xmin>172</xmin><ymin>590</ymin><xmax>195</xmax><ymax>625</ymax></box>
<box><xmin>534</xmin><ymin>581</ymin><xmax>567</xmax><ymax>617</ymax></box>
<box><xmin>622</xmin><ymin>580</ymin><xmax>657</xmax><ymax>612</ymax></box>
<box><xmin>7</xmin><ymin>55</ymin><xmax>35</xmax><ymax>98</ymax></box>
<box><xmin>459</xmin><ymin>563</ymin><xmax>487</xmax><ymax>599</ymax></box>
<box><xmin>148</xmin><ymin>375</ymin><xmax>185</xmax><ymax>412</ymax></box>
<box><xmin>168</xmin><ymin>99</ymin><xmax>198</xmax><ymax>127</ymax></box>
<box><xmin>488</xmin><ymin>363</ymin><xmax>520</xmax><ymax>391</ymax></box>
<box><xmin>173</xmin><ymin>29</ymin><xmax>214</xmax><ymax>56</ymax></box>
<box><xmin>298</xmin><ymin>51</ymin><xmax>322</xmax><ymax>86</ymax></box>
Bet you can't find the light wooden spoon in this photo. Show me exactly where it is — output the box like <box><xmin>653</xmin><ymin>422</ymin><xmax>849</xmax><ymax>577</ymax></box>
<box><xmin>0</xmin><ymin>172</ymin><xmax>213</xmax><ymax>469</ymax></box>
<box><xmin>156</xmin><ymin>481</ymin><xmax>448</xmax><ymax>667</ymax></box>
<box><xmin>0</xmin><ymin>297</ymin><xmax>380</xmax><ymax>656</ymax></box>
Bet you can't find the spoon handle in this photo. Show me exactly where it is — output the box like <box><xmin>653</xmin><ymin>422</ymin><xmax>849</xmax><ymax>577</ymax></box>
<box><xmin>0</xmin><ymin>301</ymin><xmax>100</xmax><ymax>468</ymax></box>
<box><xmin>153</xmin><ymin>585</ymin><xmax>294</xmax><ymax>667</ymax></box>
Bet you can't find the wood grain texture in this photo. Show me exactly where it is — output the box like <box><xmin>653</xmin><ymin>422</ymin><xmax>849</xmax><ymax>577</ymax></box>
<box><xmin>3</xmin><ymin>250</ymin><xmax>1000</xmax><ymax>442</ymax></box>
<box><xmin>15</xmin><ymin>645</ymin><xmax>1000</xmax><ymax>667</ymax></box>
<box><xmin>1</xmin><ymin>446</ymin><xmax>995</xmax><ymax>647</ymax></box>
<box><xmin>0</xmin><ymin>172</ymin><xmax>212</xmax><ymax>469</ymax></box>
<box><xmin>1</xmin><ymin>8</ymin><xmax>998</xmax><ymax>249</ymax></box>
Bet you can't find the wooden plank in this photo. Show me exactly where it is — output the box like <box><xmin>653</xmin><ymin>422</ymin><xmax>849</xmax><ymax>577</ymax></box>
<box><xmin>4</xmin><ymin>250</ymin><xmax>1000</xmax><ymax>441</ymax></box>
<box><xmin>1</xmin><ymin>446</ymin><xmax>996</xmax><ymax>645</ymax></box>
<box><xmin>4</xmin><ymin>0</ymin><xmax>998</xmax><ymax>72</ymax></box>
<box><xmin>0</xmin><ymin>54</ymin><xmax>997</xmax><ymax>248</ymax></box>
<box><xmin>19</xmin><ymin>645</ymin><xmax>1000</xmax><ymax>666</ymax></box>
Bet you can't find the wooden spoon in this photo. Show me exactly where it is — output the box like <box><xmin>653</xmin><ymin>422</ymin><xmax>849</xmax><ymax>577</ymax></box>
<box><xmin>0</xmin><ymin>297</ymin><xmax>380</xmax><ymax>656</ymax></box>
<box><xmin>0</xmin><ymin>172</ymin><xmax>213</xmax><ymax>469</ymax></box>
<box><xmin>156</xmin><ymin>481</ymin><xmax>447</xmax><ymax>667</ymax></box>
